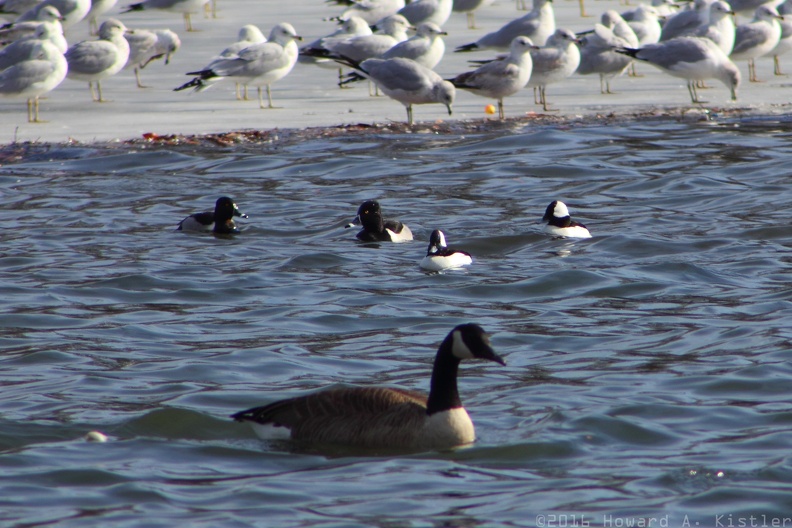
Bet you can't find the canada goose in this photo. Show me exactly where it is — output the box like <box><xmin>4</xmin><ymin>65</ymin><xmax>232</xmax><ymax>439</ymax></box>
<box><xmin>232</xmin><ymin>323</ymin><xmax>505</xmax><ymax>449</ymax></box>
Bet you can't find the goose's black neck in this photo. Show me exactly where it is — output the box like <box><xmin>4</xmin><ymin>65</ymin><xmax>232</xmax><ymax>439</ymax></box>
<box><xmin>426</xmin><ymin>334</ymin><xmax>463</xmax><ymax>415</ymax></box>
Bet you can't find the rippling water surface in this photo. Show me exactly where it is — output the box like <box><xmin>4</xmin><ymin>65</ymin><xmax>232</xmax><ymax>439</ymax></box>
<box><xmin>1</xmin><ymin>118</ymin><xmax>791</xmax><ymax>527</ymax></box>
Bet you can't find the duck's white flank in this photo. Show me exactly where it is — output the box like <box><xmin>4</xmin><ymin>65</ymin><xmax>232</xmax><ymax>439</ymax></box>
<box><xmin>420</xmin><ymin>254</ymin><xmax>471</xmax><ymax>271</ymax></box>
<box><xmin>544</xmin><ymin>224</ymin><xmax>592</xmax><ymax>239</ymax></box>
<box><xmin>386</xmin><ymin>224</ymin><xmax>414</xmax><ymax>242</ymax></box>
<box><xmin>178</xmin><ymin>216</ymin><xmax>212</xmax><ymax>232</ymax></box>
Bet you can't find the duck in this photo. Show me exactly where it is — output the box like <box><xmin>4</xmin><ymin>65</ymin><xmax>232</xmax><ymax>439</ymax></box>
<box><xmin>420</xmin><ymin>229</ymin><xmax>473</xmax><ymax>271</ymax></box>
<box><xmin>346</xmin><ymin>199</ymin><xmax>413</xmax><ymax>242</ymax></box>
<box><xmin>231</xmin><ymin>323</ymin><xmax>505</xmax><ymax>449</ymax></box>
<box><xmin>542</xmin><ymin>200</ymin><xmax>592</xmax><ymax>238</ymax></box>
<box><xmin>177</xmin><ymin>196</ymin><xmax>248</xmax><ymax>234</ymax></box>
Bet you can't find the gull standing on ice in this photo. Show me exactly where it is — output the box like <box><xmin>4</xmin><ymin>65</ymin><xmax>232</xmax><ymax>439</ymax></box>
<box><xmin>450</xmin><ymin>36</ymin><xmax>538</xmax><ymax>119</ymax></box>
<box><xmin>16</xmin><ymin>0</ymin><xmax>89</xmax><ymax>28</ymax></box>
<box><xmin>626</xmin><ymin>5</ymin><xmax>662</xmax><ymax>47</ymax></box>
<box><xmin>123</xmin><ymin>0</ymin><xmax>209</xmax><ymax>32</ymax></box>
<box><xmin>397</xmin><ymin>0</ymin><xmax>452</xmax><ymax>27</ymax></box>
<box><xmin>455</xmin><ymin>0</ymin><xmax>555</xmax><ymax>52</ymax></box>
<box><xmin>771</xmin><ymin>0</ymin><xmax>792</xmax><ymax>74</ymax></box>
<box><xmin>452</xmin><ymin>0</ymin><xmax>494</xmax><ymax>29</ymax></box>
<box><xmin>0</xmin><ymin>39</ymin><xmax>67</xmax><ymax>122</ymax></box>
<box><xmin>0</xmin><ymin>0</ymin><xmax>39</xmax><ymax>17</ymax></box>
<box><xmin>65</xmin><ymin>18</ymin><xmax>130</xmax><ymax>102</ymax></box>
<box><xmin>730</xmin><ymin>4</ymin><xmax>783</xmax><ymax>82</ymax></box>
<box><xmin>693</xmin><ymin>1</ymin><xmax>737</xmax><ymax>55</ymax></box>
<box><xmin>174</xmin><ymin>22</ymin><xmax>301</xmax><ymax>109</ymax></box>
<box><xmin>616</xmin><ymin>36</ymin><xmax>741</xmax><ymax>102</ymax></box>
<box><xmin>381</xmin><ymin>22</ymin><xmax>446</xmax><ymax>68</ymax></box>
<box><xmin>527</xmin><ymin>28</ymin><xmax>580</xmax><ymax>111</ymax></box>
<box><xmin>124</xmin><ymin>28</ymin><xmax>180</xmax><ymax>87</ymax></box>
<box><xmin>209</xmin><ymin>25</ymin><xmax>267</xmax><ymax>100</ymax></box>
<box><xmin>85</xmin><ymin>0</ymin><xmax>117</xmax><ymax>34</ymax></box>
<box><xmin>336</xmin><ymin>0</ymin><xmax>405</xmax><ymax>25</ymax></box>
<box><xmin>333</xmin><ymin>56</ymin><xmax>455</xmax><ymax>125</ymax></box>
<box><xmin>298</xmin><ymin>16</ymin><xmax>372</xmax><ymax>83</ymax></box>
<box><xmin>576</xmin><ymin>24</ymin><xmax>633</xmax><ymax>94</ymax></box>
<box><xmin>727</xmin><ymin>0</ymin><xmax>777</xmax><ymax>17</ymax></box>
<box><xmin>0</xmin><ymin>23</ymin><xmax>62</xmax><ymax>69</ymax></box>
<box><xmin>0</xmin><ymin>6</ymin><xmax>67</xmax><ymax>53</ymax></box>
<box><xmin>300</xmin><ymin>14</ymin><xmax>409</xmax><ymax>94</ymax></box>
<box><xmin>660</xmin><ymin>0</ymin><xmax>714</xmax><ymax>41</ymax></box>
<box><xmin>301</xmin><ymin>14</ymin><xmax>410</xmax><ymax>63</ymax></box>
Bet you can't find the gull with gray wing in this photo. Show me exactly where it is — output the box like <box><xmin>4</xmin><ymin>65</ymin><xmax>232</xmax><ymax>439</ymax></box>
<box><xmin>65</xmin><ymin>18</ymin><xmax>130</xmax><ymax>102</ymax></box>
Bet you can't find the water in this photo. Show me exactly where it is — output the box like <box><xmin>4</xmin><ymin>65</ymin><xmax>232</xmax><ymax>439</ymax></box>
<box><xmin>1</xmin><ymin>117</ymin><xmax>791</xmax><ymax>528</ymax></box>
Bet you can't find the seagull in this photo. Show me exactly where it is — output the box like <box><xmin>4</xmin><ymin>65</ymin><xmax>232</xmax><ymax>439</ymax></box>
<box><xmin>333</xmin><ymin>56</ymin><xmax>455</xmax><ymax>125</ymax></box>
<box><xmin>381</xmin><ymin>22</ymin><xmax>446</xmax><ymax>69</ymax></box>
<box><xmin>123</xmin><ymin>0</ymin><xmax>209</xmax><ymax>32</ymax></box>
<box><xmin>693</xmin><ymin>1</ymin><xmax>737</xmax><ymax>56</ymax></box>
<box><xmin>626</xmin><ymin>5</ymin><xmax>662</xmax><ymax>47</ymax></box>
<box><xmin>727</xmin><ymin>0</ymin><xmax>778</xmax><ymax>17</ymax></box>
<box><xmin>336</xmin><ymin>0</ymin><xmax>405</xmax><ymax>25</ymax></box>
<box><xmin>617</xmin><ymin>36</ymin><xmax>741</xmax><ymax>102</ymax></box>
<box><xmin>301</xmin><ymin>14</ymin><xmax>410</xmax><ymax>64</ymax></box>
<box><xmin>0</xmin><ymin>0</ymin><xmax>39</xmax><ymax>17</ymax></box>
<box><xmin>660</xmin><ymin>0</ymin><xmax>713</xmax><ymax>42</ymax></box>
<box><xmin>772</xmin><ymin>0</ymin><xmax>792</xmax><ymax>74</ymax></box>
<box><xmin>174</xmin><ymin>22</ymin><xmax>301</xmax><ymax>109</ymax></box>
<box><xmin>85</xmin><ymin>0</ymin><xmax>117</xmax><ymax>34</ymax></box>
<box><xmin>576</xmin><ymin>24</ymin><xmax>633</xmax><ymax>94</ymax></box>
<box><xmin>0</xmin><ymin>39</ymin><xmax>67</xmax><ymax>122</ymax></box>
<box><xmin>0</xmin><ymin>6</ymin><xmax>66</xmax><ymax>53</ymax></box>
<box><xmin>455</xmin><ymin>0</ymin><xmax>555</xmax><ymax>52</ymax></box>
<box><xmin>124</xmin><ymin>28</ymin><xmax>180</xmax><ymax>88</ymax></box>
<box><xmin>450</xmin><ymin>36</ymin><xmax>538</xmax><ymax>119</ymax></box>
<box><xmin>622</xmin><ymin>0</ymin><xmax>679</xmax><ymax>21</ymax></box>
<box><xmin>298</xmin><ymin>16</ymin><xmax>372</xmax><ymax>84</ymax></box>
<box><xmin>730</xmin><ymin>4</ymin><xmax>783</xmax><ymax>82</ymax></box>
<box><xmin>527</xmin><ymin>28</ymin><xmax>580</xmax><ymax>111</ymax></box>
<box><xmin>0</xmin><ymin>23</ymin><xmax>59</xmax><ymax>69</ymax></box>
<box><xmin>65</xmin><ymin>18</ymin><xmax>130</xmax><ymax>102</ymax></box>
<box><xmin>205</xmin><ymin>25</ymin><xmax>267</xmax><ymax>100</ymax></box>
<box><xmin>601</xmin><ymin>10</ymin><xmax>639</xmax><ymax>48</ymax></box>
<box><xmin>15</xmin><ymin>0</ymin><xmax>89</xmax><ymax>28</ymax></box>
<box><xmin>452</xmin><ymin>0</ymin><xmax>494</xmax><ymax>29</ymax></box>
<box><xmin>397</xmin><ymin>0</ymin><xmax>452</xmax><ymax>27</ymax></box>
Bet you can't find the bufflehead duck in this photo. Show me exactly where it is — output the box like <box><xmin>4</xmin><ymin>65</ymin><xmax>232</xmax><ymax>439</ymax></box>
<box><xmin>177</xmin><ymin>197</ymin><xmax>248</xmax><ymax>234</ymax></box>
<box><xmin>542</xmin><ymin>200</ymin><xmax>592</xmax><ymax>238</ymax></box>
<box><xmin>420</xmin><ymin>229</ymin><xmax>473</xmax><ymax>271</ymax></box>
<box><xmin>232</xmin><ymin>323</ymin><xmax>505</xmax><ymax>449</ymax></box>
<box><xmin>346</xmin><ymin>200</ymin><xmax>413</xmax><ymax>242</ymax></box>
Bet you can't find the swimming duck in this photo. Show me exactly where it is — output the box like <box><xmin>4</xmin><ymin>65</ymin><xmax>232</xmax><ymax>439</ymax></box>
<box><xmin>542</xmin><ymin>200</ymin><xmax>592</xmax><ymax>238</ymax></box>
<box><xmin>232</xmin><ymin>323</ymin><xmax>505</xmax><ymax>449</ymax></box>
<box><xmin>346</xmin><ymin>199</ymin><xmax>413</xmax><ymax>242</ymax></box>
<box><xmin>420</xmin><ymin>229</ymin><xmax>473</xmax><ymax>271</ymax></box>
<box><xmin>177</xmin><ymin>196</ymin><xmax>248</xmax><ymax>234</ymax></box>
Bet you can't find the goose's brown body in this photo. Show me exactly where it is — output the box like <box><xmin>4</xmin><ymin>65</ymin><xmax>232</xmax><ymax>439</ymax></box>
<box><xmin>232</xmin><ymin>324</ymin><xmax>504</xmax><ymax>449</ymax></box>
